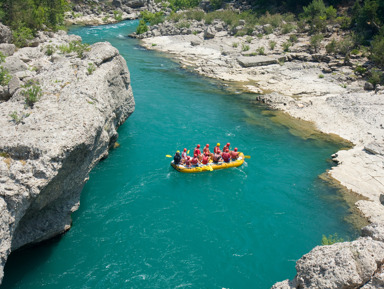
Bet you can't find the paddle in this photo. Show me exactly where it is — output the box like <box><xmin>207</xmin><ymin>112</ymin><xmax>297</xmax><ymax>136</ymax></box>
<box><xmin>166</xmin><ymin>155</ymin><xmax>172</xmax><ymax>158</ymax></box>
<box><xmin>244</xmin><ymin>155</ymin><xmax>251</xmax><ymax>159</ymax></box>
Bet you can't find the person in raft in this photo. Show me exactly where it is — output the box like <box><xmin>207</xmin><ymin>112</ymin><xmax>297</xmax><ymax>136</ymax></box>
<box><xmin>212</xmin><ymin>149</ymin><xmax>223</xmax><ymax>163</ymax></box>
<box><xmin>223</xmin><ymin>142</ymin><xmax>230</xmax><ymax>152</ymax></box>
<box><xmin>214</xmin><ymin>143</ymin><xmax>221</xmax><ymax>154</ymax></box>
<box><xmin>230</xmin><ymin>147</ymin><xmax>239</xmax><ymax>160</ymax></box>
<box><xmin>185</xmin><ymin>156</ymin><xmax>192</xmax><ymax>167</ymax></box>
<box><xmin>202</xmin><ymin>153</ymin><xmax>210</xmax><ymax>165</ymax></box>
<box><xmin>191</xmin><ymin>154</ymin><xmax>200</xmax><ymax>166</ymax></box>
<box><xmin>174</xmin><ymin>151</ymin><xmax>182</xmax><ymax>165</ymax></box>
<box><xmin>194</xmin><ymin>144</ymin><xmax>202</xmax><ymax>160</ymax></box>
<box><xmin>222</xmin><ymin>148</ymin><xmax>231</xmax><ymax>163</ymax></box>
<box><xmin>203</xmin><ymin>144</ymin><xmax>213</xmax><ymax>158</ymax></box>
<box><xmin>181</xmin><ymin>148</ymin><xmax>188</xmax><ymax>162</ymax></box>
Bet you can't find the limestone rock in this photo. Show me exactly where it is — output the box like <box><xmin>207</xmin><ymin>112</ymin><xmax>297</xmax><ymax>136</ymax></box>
<box><xmin>0</xmin><ymin>44</ymin><xmax>16</xmax><ymax>57</ymax></box>
<box><xmin>361</xmin><ymin>223</ymin><xmax>384</xmax><ymax>242</ymax></box>
<box><xmin>237</xmin><ymin>56</ymin><xmax>285</xmax><ymax>67</ymax></box>
<box><xmin>364</xmin><ymin>81</ymin><xmax>375</xmax><ymax>91</ymax></box>
<box><xmin>3</xmin><ymin>56</ymin><xmax>28</xmax><ymax>74</ymax></box>
<box><xmin>0</xmin><ymin>23</ymin><xmax>12</xmax><ymax>44</ymax></box>
<box><xmin>293</xmin><ymin>238</ymin><xmax>384</xmax><ymax>288</ymax></box>
<box><xmin>204</xmin><ymin>26</ymin><xmax>216</xmax><ymax>39</ymax></box>
<box><xmin>364</xmin><ymin>142</ymin><xmax>384</xmax><ymax>156</ymax></box>
<box><xmin>0</xmin><ymin>32</ymin><xmax>135</xmax><ymax>284</ymax></box>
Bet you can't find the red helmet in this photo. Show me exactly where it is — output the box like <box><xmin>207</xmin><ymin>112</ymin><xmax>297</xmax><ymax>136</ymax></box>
<box><xmin>234</xmin><ymin>147</ymin><xmax>238</xmax><ymax>151</ymax></box>
<box><xmin>184</xmin><ymin>148</ymin><xmax>187</xmax><ymax>152</ymax></box>
<box><xmin>197</xmin><ymin>144</ymin><xmax>200</xmax><ymax>148</ymax></box>
<box><xmin>227</xmin><ymin>143</ymin><xmax>230</xmax><ymax>147</ymax></box>
<box><xmin>206</xmin><ymin>144</ymin><xmax>209</xmax><ymax>147</ymax></box>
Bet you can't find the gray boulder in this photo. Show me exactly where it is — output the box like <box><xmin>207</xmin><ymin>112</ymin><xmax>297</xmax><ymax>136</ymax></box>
<box><xmin>204</xmin><ymin>26</ymin><xmax>216</xmax><ymax>39</ymax></box>
<box><xmin>292</xmin><ymin>238</ymin><xmax>384</xmax><ymax>288</ymax></box>
<box><xmin>362</xmin><ymin>223</ymin><xmax>384</xmax><ymax>242</ymax></box>
<box><xmin>0</xmin><ymin>44</ymin><xmax>16</xmax><ymax>57</ymax></box>
<box><xmin>3</xmin><ymin>56</ymin><xmax>28</xmax><ymax>74</ymax></box>
<box><xmin>237</xmin><ymin>56</ymin><xmax>286</xmax><ymax>68</ymax></box>
<box><xmin>364</xmin><ymin>81</ymin><xmax>375</xmax><ymax>91</ymax></box>
<box><xmin>0</xmin><ymin>23</ymin><xmax>12</xmax><ymax>44</ymax></box>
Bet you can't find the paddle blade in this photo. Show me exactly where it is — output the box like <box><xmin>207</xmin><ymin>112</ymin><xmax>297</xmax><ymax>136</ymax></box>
<box><xmin>244</xmin><ymin>155</ymin><xmax>251</xmax><ymax>159</ymax></box>
<box><xmin>187</xmin><ymin>150</ymin><xmax>190</xmax><ymax>154</ymax></box>
<box><xmin>166</xmin><ymin>155</ymin><xmax>172</xmax><ymax>158</ymax></box>
<box><xmin>208</xmin><ymin>166</ymin><xmax>213</xmax><ymax>171</ymax></box>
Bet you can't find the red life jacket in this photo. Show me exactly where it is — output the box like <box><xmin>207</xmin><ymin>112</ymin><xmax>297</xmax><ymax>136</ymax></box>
<box><xmin>202</xmin><ymin>156</ymin><xmax>209</xmax><ymax>164</ymax></box>
<box><xmin>191</xmin><ymin>157</ymin><xmax>199</xmax><ymax>165</ymax></box>
<box><xmin>222</xmin><ymin>152</ymin><xmax>230</xmax><ymax>162</ymax></box>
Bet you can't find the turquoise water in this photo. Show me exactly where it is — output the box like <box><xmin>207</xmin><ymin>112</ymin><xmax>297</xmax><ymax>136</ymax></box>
<box><xmin>2</xmin><ymin>21</ymin><xmax>358</xmax><ymax>289</ymax></box>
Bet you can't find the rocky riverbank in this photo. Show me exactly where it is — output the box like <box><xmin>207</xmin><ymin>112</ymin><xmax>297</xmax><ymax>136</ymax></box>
<box><xmin>135</xmin><ymin>11</ymin><xmax>384</xmax><ymax>288</ymax></box>
<box><xmin>0</xmin><ymin>26</ymin><xmax>135</xmax><ymax>283</ymax></box>
<box><xmin>65</xmin><ymin>0</ymin><xmax>163</xmax><ymax>25</ymax></box>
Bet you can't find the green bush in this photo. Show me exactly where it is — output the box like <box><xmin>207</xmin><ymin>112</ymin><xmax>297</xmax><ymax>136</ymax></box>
<box><xmin>140</xmin><ymin>11</ymin><xmax>164</xmax><ymax>25</ymax></box>
<box><xmin>257</xmin><ymin>46</ymin><xmax>265</xmax><ymax>55</ymax></box>
<box><xmin>232</xmin><ymin>42</ymin><xmax>238</xmax><ymax>48</ymax></box>
<box><xmin>336</xmin><ymin>34</ymin><xmax>355</xmax><ymax>56</ymax></box>
<box><xmin>87</xmin><ymin>63</ymin><xmax>96</xmax><ymax>75</ymax></box>
<box><xmin>45</xmin><ymin>44</ymin><xmax>56</xmax><ymax>56</ymax></box>
<box><xmin>136</xmin><ymin>19</ymin><xmax>148</xmax><ymax>34</ymax></box>
<box><xmin>269</xmin><ymin>40</ymin><xmax>277</xmax><ymax>50</ymax></box>
<box><xmin>310</xmin><ymin>33</ymin><xmax>324</xmax><ymax>52</ymax></box>
<box><xmin>58</xmin><ymin>41</ymin><xmax>90</xmax><ymax>58</ymax></box>
<box><xmin>368</xmin><ymin>68</ymin><xmax>384</xmax><ymax>86</ymax></box>
<box><xmin>210</xmin><ymin>0</ymin><xmax>223</xmax><ymax>10</ymax></box>
<box><xmin>259</xmin><ymin>12</ymin><xmax>283</xmax><ymax>28</ymax></box>
<box><xmin>12</xmin><ymin>27</ymin><xmax>34</xmax><ymax>48</ymax></box>
<box><xmin>289</xmin><ymin>34</ymin><xmax>298</xmax><ymax>43</ymax></box>
<box><xmin>176</xmin><ymin>21</ymin><xmax>190</xmax><ymax>29</ymax></box>
<box><xmin>325</xmin><ymin>38</ymin><xmax>337</xmax><ymax>53</ymax></box>
<box><xmin>246</xmin><ymin>36</ymin><xmax>253</xmax><ymax>43</ymax></box>
<box><xmin>185</xmin><ymin>9</ymin><xmax>205</xmax><ymax>21</ymax></box>
<box><xmin>321</xmin><ymin>233</ymin><xmax>344</xmax><ymax>245</ymax></box>
<box><xmin>282</xmin><ymin>41</ymin><xmax>292</xmax><ymax>52</ymax></box>
<box><xmin>22</xmin><ymin>80</ymin><xmax>42</xmax><ymax>108</ymax></box>
<box><xmin>263</xmin><ymin>25</ymin><xmax>273</xmax><ymax>35</ymax></box>
<box><xmin>354</xmin><ymin>65</ymin><xmax>367</xmax><ymax>75</ymax></box>
<box><xmin>282</xmin><ymin>23</ymin><xmax>296</xmax><ymax>34</ymax></box>
<box><xmin>242</xmin><ymin>44</ymin><xmax>250</xmax><ymax>51</ymax></box>
<box><xmin>0</xmin><ymin>52</ymin><xmax>11</xmax><ymax>86</ymax></box>
<box><xmin>113</xmin><ymin>10</ymin><xmax>123</xmax><ymax>21</ymax></box>
<box><xmin>371</xmin><ymin>35</ymin><xmax>384</xmax><ymax>68</ymax></box>
<box><xmin>318</xmin><ymin>74</ymin><xmax>324</xmax><ymax>78</ymax></box>
<box><xmin>336</xmin><ymin>16</ymin><xmax>351</xmax><ymax>30</ymax></box>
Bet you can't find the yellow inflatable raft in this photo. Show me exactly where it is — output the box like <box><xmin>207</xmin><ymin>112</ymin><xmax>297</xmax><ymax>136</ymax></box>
<box><xmin>171</xmin><ymin>153</ymin><xmax>244</xmax><ymax>173</ymax></box>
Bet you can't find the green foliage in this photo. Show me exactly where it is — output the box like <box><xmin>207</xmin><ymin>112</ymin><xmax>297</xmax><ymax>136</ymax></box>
<box><xmin>282</xmin><ymin>23</ymin><xmax>296</xmax><ymax>34</ymax></box>
<box><xmin>351</xmin><ymin>0</ymin><xmax>383</xmax><ymax>39</ymax></box>
<box><xmin>168</xmin><ymin>0</ymin><xmax>200</xmax><ymax>11</ymax></box>
<box><xmin>301</xmin><ymin>0</ymin><xmax>336</xmax><ymax>33</ymax></box>
<box><xmin>321</xmin><ymin>233</ymin><xmax>344</xmax><ymax>245</ymax></box>
<box><xmin>259</xmin><ymin>12</ymin><xmax>283</xmax><ymax>28</ymax></box>
<box><xmin>325</xmin><ymin>38</ymin><xmax>337</xmax><ymax>53</ymax></box>
<box><xmin>282</xmin><ymin>41</ymin><xmax>292</xmax><ymax>52</ymax></box>
<box><xmin>263</xmin><ymin>25</ymin><xmax>273</xmax><ymax>34</ymax></box>
<box><xmin>12</xmin><ymin>27</ymin><xmax>34</xmax><ymax>48</ymax></box>
<box><xmin>140</xmin><ymin>11</ymin><xmax>164</xmax><ymax>25</ymax></box>
<box><xmin>9</xmin><ymin>111</ymin><xmax>24</xmax><ymax>124</ymax></box>
<box><xmin>102</xmin><ymin>16</ymin><xmax>110</xmax><ymax>22</ymax></box>
<box><xmin>257</xmin><ymin>46</ymin><xmax>265</xmax><ymax>55</ymax></box>
<box><xmin>22</xmin><ymin>80</ymin><xmax>42</xmax><ymax>108</ymax></box>
<box><xmin>87</xmin><ymin>63</ymin><xmax>96</xmax><ymax>75</ymax></box>
<box><xmin>246</xmin><ymin>36</ymin><xmax>253</xmax><ymax>43</ymax></box>
<box><xmin>2</xmin><ymin>0</ymin><xmax>69</xmax><ymax>33</ymax></box>
<box><xmin>289</xmin><ymin>34</ymin><xmax>298</xmax><ymax>43</ymax></box>
<box><xmin>113</xmin><ymin>10</ymin><xmax>123</xmax><ymax>21</ymax></box>
<box><xmin>318</xmin><ymin>74</ymin><xmax>324</xmax><ymax>78</ymax></box>
<box><xmin>336</xmin><ymin>16</ymin><xmax>352</xmax><ymax>30</ymax></box>
<box><xmin>0</xmin><ymin>52</ymin><xmax>11</xmax><ymax>86</ymax></box>
<box><xmin>242</xmin><ymin>44</ymin><xmax>250</xmax><ymax>51</ymax></box>
<box><xmin>175</xmin><ymin>21</ymin><xmax>190</xmax><ymax>29</ymax></box>
<box><xmin>58</xmin><ymin>41</ymin><xmax>90</xmax><ymax>58</ymax></box>
<box><xmin>354</xmin><ymin>65</ymin><xmax>367</xmax><ymax>75</ymax></box>
<box><xmin>232</xmin><ymin>42</ymin><xmax>238</xmax><ymax>48</ymax></box>
<box><xmin>210</xmin><ymin>0</ymin><xmax>223</xmax><ymax>10</ymax></box>
<box><xmin>310</xmin><ymin>33</ymin><xmax>324</xmax><ymax>52</ymax></box>
<box><xmin>269</xmin><ymin>40</ymin><xmax>277</xmax><ymax>50</ymax></box>
<box><xmin>136</xmin><ymin>19</ymin><xmax>148</xmax><ymax>34</ymax></box>
<box><xmin>368</xmin><ymin>68</ymin><xmax>384</xmax><ymax>86</ymax></box>
<box><xmin>45</xmin><ymin>44</ymin><xmax>56</xmax><ymax>56</ymax></box>
<box><xmin>371</xmin><ymin>35</ymin><xmax>384</xmax><ymax>67</ymax></box>
<box><xmin>185</xmin><ymin>9</ymin><xmax>205</xmax><ymax>21</ymax></box>
<box><xmin>336</xmin><ymin>34</ymin><xmax>355</xmax><ymax>56</ymax></box>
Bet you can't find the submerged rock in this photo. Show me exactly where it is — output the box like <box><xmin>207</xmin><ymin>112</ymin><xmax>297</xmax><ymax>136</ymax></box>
<box><xmin>0</xmin><ymin>31</ymin><xmax>135</xmax><ymax>284</ymax></box>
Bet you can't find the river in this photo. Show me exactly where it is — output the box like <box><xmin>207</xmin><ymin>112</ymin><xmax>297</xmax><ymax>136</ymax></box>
<box><xmin>1</xmin><ymin>20</ymin><xmax>359</xmax><ymax>289</ymax></box>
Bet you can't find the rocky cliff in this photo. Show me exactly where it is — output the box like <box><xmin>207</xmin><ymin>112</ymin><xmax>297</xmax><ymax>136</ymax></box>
<box><xmin>0</xmin><ymin>30</ymin><xmax>135</xmax><ymax>283</ymax></box>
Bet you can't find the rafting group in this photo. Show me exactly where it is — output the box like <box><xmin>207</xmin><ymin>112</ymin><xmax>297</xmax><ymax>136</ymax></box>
<box><xmin>173</xmin><ymin>143</ymin><xmax>240</xmax><ymax>167</ymax></box>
